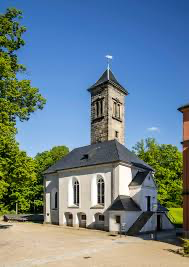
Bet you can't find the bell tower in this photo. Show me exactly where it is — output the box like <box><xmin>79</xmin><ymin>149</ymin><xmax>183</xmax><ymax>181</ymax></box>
<box><xmin>88</xmin><ymin>67</ymin><xmax>128</xmax><ymax>145</ymax></box>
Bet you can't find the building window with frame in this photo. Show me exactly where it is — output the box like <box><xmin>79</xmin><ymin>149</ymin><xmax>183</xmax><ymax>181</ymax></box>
<box><xmin>113</xmin><ymin>100</ymin><xmax>121</xmax><ymax>120</ymax></box>
<box><xmin>115</xmin><ymin>215</ymin><xmax>121</xmax><ymax>224</ymax></box>
<box><xmin>97</xmin><ymin>176</ymin><xmax>105</xmax><ymax>205</ymax></box>
<box><xmin>95</xmin><ymin>99</ymin><xmax>104</xmax><ymax>118</ymax></box>
<box><xmin>99</xmin><ymin>214</ymin><xmax>104</xmax><ymax>221</ymax></box>
<box><xmin>73</xmin><ymin>180</ymin><xmax>79</xmax><ymax>206</ymax></box>
<box><xmin>115</xmin><ymin>131</ymin><xmax>119</xmax><ymax>138</ymax></box>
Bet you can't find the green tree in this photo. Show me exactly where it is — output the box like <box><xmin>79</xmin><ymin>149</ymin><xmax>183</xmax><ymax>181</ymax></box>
<box><xmin>0</xmin><ymin>8</ymin><xmax>46</xmax><ymax>214</ymax></box>
<box><xmin>33</xmin><ymin>146</ymin><xmax>69</xmax><ymax>212</ymax></box>
<box><xmin>0</xmin><ymin>8</ymin><xmax>46</xmax><ymax>126</ymax></box>
<box><xmin>133</xmin><ymin>138</ymin><xmax>183</xmax><ymax>208</ymax></box>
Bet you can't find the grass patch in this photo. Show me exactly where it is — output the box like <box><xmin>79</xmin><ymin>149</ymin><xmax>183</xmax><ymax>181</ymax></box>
<box><xmin>168</xmin><ymin>208</ymin><xmax>183</xmax><ymax>226</ymax></box>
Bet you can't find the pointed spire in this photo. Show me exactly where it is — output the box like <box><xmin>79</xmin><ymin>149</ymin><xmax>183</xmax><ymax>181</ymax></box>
<box><xmin>105</xmin><ymin>55</ymin><xmax>113</xmax><ymax>80</ymax></box>
<box><xmin>88</xmin><ymin>68</ymin><xmax>128</xmax><ymax>95</ymax></box>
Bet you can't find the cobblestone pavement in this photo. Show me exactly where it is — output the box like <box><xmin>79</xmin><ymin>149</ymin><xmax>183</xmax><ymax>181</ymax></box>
<box><xmin>0</xmin><ymin>222</ymin><xmax>188</xmax><ymax>267</ymax></box>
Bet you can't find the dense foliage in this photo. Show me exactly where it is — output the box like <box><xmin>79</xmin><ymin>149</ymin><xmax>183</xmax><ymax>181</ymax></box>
<box><xmin>133</xmin><ymin>138</ymin><xmax>183</xmax><ymax>208</ymax></box>
<box><xmin>0</xmin><ymin>7</ymin><xmax>69</xmax><ymax>214</ymax></box>
<box><xmin>0</xmin><ymin>8</ymin><xmax>46</xmax><ymax>214</ymax></box>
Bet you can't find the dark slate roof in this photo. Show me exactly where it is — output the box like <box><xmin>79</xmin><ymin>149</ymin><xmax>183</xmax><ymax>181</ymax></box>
<box><xmin>178</xmin><ymin>103</ymin><xmax>189</xmax><ymax>112</ymax></box>
<box><xmin>129</xmin><ymin>171</ymin><xmax>150</xmax><ymax>187</ymax></box>
<box><xmin>108</xmin><ymin>195</ymin><xmax>141</xmax><ymax>211</ymax></box>
<box><xmin>44</xmin><ymin>140</ymin><xmax>154</xmax><ymax>174</ymax></box>
<box><xmin>88</xmin><ymin>69</ymin><xmax>128</xmax><ymax>95</ymax></box>
<box><xmin>157</xmin><ymin>203</ymin><xmax>168</xmax><ymax>213</ymax></box>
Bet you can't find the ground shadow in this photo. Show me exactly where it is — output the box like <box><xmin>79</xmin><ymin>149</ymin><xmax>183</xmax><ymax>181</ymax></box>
<box><xmin>0</xmin><ymin>224</ymin><xmax>13</xmax><ymax>229</ymax></box>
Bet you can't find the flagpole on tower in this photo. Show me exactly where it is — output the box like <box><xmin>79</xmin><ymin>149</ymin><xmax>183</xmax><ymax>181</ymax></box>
<box><xmin>105</xmin><ymin>55</ymin><xmax>113</xmax><ymax>80</ymax></box>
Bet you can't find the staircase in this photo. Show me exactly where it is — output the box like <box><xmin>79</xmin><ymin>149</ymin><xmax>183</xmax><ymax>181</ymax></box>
<box><xmin>127</xmin><ymin>211</ymin><xmax>153</xmax><ymax>236</ymax></box>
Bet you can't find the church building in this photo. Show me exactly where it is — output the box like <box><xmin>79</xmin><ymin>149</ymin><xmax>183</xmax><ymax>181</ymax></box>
<box><xmin>44</xmin><ymin>67</ymin><xmax>173</xmax><ymax>234</ymax></box>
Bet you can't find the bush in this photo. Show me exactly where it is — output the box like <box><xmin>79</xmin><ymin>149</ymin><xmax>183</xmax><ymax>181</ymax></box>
<box><xmin>183</xmin><ymin>239</ymin><xmax>189</xmax><ymax>255</ymax></box>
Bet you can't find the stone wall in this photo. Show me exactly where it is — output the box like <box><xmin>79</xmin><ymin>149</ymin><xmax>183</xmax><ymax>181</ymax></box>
<box><xmin>90</xmin><ymin>84</ymin><xmax>125</xmax><ymax>145</ymax></box>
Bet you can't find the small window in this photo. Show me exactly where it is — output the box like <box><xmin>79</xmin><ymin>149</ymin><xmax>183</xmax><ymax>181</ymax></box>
<box><xmin>81</xmin><ymin>214</ymin><xmax>86</xmax><ymax>220</ymax></box>
<box><xmin>68</xmin><ymin>214</ymin><xmax>73</xmax><ymax>220</ymax></box>
<box><xmin>115</xmin><ymin>131</ymin><xmax>119</xmax><ymax>138</ymax></box>
<box><xmin>115</xmin><ymin>216</ymin><xmax>120</xmax><ymax>224</ymax></box>
<box><xmin>99</xmin><ymin>215</ymin><xmax>104</xmax><ymax>221</ymax></box>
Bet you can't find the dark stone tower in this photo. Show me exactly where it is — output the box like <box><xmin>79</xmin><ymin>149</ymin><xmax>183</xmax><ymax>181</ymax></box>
<box><xmin>88</xmin><ymin>68</ymin><xmax>128</xmax><ymax>145</ymax></box>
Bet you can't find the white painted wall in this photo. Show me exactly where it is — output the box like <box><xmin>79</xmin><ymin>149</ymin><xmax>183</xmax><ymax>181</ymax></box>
<box><xmin>44</xmin><ymin>173</ymin><xmax>59</xmax><ymax>224</ymax></box>
<box><xmin>109</xmin><ymin>211</ymin><xmax>142</xmax><ymax>232</ymax></box>
<box><xmin>129</xmin><ymin>173</ymin><xmax>157</xmax><ymax>211</ymax></box>
<box><xmin>113</xmin><ymin>165</ymin><xmax>138</xmax><ymax>198</ymax></box>
<box><xmin>58</xmin><ymin>164</ymin><xmax>113</xmax><ymax>229</ymax></box>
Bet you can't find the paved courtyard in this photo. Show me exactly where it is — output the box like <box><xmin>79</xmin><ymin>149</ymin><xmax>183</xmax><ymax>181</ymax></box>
<box><xmin>0</xmin><ymin>222</ymin><xmax>188</xmax><ymax>267</ymax></box>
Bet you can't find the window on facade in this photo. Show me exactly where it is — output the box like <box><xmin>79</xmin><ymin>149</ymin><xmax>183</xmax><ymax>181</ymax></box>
<box><xmin>55</xmin><ymin>192</ymin><xmax>58</xmax><ymax>209</ymax></box>
<box><xmin>115</xmin><ymin>215</ymin><xmax>121</xmax><ymax>224</ymax></box>
<box><xmin>73</xmin><ymin>180</ymin><xmax>79</xmax><ymax>206</ymax></box>
<box><xmin>81</xmin><ymin>214</ymin><xmax>86</xmax><ymax>220</ymax></box>
<box><xmin>113</xmin><ymin>101</ymin><xmax>121</xmax><ymax>119</ymax></box>
<box><xmin>97</xmin><ymin>177</ymin><xmax>105</xmax><ymax>205</ymax></box>
<box><xmin>99</xmin><ymin>214</ymin><xmax>104</xmax><ymax>221</ymax></box>
<box><xmin>95</xmin><ymin>99</ymin><xmax>104</xmax><ymax>118</ymax></box>
<box><xmin>115</xmin><ymin>131</ymin><xmax>119</xmax><ymax>138</ymax></box>
<box><xmin>68</xmin><ymin>213</ymin><xmax>73</xmax><ymax>220</ymax></box>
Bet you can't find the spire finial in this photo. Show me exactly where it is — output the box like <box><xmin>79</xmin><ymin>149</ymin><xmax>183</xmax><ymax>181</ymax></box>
<box><xmin>105</xmin><ymin>55</ymin><xmax>113</xmax><ymax>80</ymax></box>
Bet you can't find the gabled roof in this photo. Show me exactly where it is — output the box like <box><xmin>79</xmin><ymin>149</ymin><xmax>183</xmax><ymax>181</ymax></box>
<box><xmin>88</xmin><ymin>69</ymin><xmax>128</xmax><ymax>95</ymax></box>
<box><xmin>108</xmin><ymin>195</ymin><xmax>141</xmax><ymax>211</ymax></box>
<box><xmin>44</xmin><ymin>140</ymin><xmax>154</xmax><ymax>174</ymax></box>
<box><xmin>178</xmin><ymin>103</ymin><xmax>189</xmax><ymax>112</ymax></box>
<box><xmin>129</xmin><ymin>171</ymin><xmax>150</xmax><ymax>187</ymax></box>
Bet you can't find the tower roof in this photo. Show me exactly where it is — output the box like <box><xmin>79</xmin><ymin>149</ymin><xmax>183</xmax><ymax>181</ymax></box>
<box><xmin>178</xmin><ymin>103</ymin><xmax>189</xmax><ymax>113</ymax></box>
<box><xmin>88</xmin><ymin>69</ymin><xmax>128</xmax><ymax>95</ymax></box>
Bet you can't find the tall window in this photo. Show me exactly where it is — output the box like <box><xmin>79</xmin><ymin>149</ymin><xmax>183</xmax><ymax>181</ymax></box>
<box><xmin>113</xmin><ymin>101</ymin><xmax>121</xmax><ymax>119</ymax></box>
<box><xmin>73</xmin><ymin>180</ymin><xmax>79</xmax><ymax>206</ymax></box>
<box><xmin>95</xmin><ymin>99</ymin><xmax>104</xmax><ymax>118</ymax></box>
<box><xmin>97</xmin><ymin>177</ymin><xmax>104</xmax><ymax>205</ymax></box>
<box><xmin>55</xmin><ymin>192</ymin><xmax>58</xmax><ymax>209</ymax></box>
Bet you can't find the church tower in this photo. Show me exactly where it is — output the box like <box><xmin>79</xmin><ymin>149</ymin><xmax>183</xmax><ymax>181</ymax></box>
<box><xmin>88</xmin><ymin>68</ymin><xmax>128</xmax><ymax>145</ymax></box>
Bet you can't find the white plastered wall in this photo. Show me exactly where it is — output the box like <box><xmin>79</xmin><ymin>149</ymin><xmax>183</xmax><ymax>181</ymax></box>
<box><xmin>113</xmin><ymin>164</ymin><xmax>137</xmax><ymax>198</ymax></box>
<box><xmin>109</xmin><ymin>211</ymin><xmax>142</xmax><ymax>232</ymax></box>
<box><xmin>58</xmin><ymin>164</ymin><xmax>113</xmax><ymax>229</ymax></box>
<box><xmin>44</xmin><ymin>173</ymin><xmax>59</xmax><ymax>224</ymax></box>
<box><xmin>129</xmin><ymin>173</ymin><xmax>157</xmax><ymax>211</ymax></box>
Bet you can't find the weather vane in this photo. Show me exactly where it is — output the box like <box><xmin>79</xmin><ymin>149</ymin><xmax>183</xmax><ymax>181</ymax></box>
<box><xmin>105</xmin><ymin>55</ymin><xmax>113</xmax><ymax>79</ymax></box>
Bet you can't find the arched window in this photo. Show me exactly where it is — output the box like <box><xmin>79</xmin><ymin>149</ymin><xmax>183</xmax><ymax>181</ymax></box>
<box><xmin>55</xmin><ymin>192</ymin><xmax>58</xmax><ymax>209</ymax></box>
<box><xmin>73</xmin><ymin>180</ymin><xmax>79</xmax><ymax>206</ymax></box>
<box><xmin>97</xmin><ymin>177</ymin><xmax>104</xmax><ymax>205</ymax></box>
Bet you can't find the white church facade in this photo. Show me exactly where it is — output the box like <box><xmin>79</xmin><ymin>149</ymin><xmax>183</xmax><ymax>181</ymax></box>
<box><xmin>44</xmin><ymin>68</ymin><xmax>173</xmax><ymax>234</ymax></box>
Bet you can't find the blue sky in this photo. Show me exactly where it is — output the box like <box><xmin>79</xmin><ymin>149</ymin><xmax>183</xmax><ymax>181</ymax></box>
<box><xmin>1</xmin><ymin>0</ymin><xmax>189</xmax><ymax>156</ymax></box>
